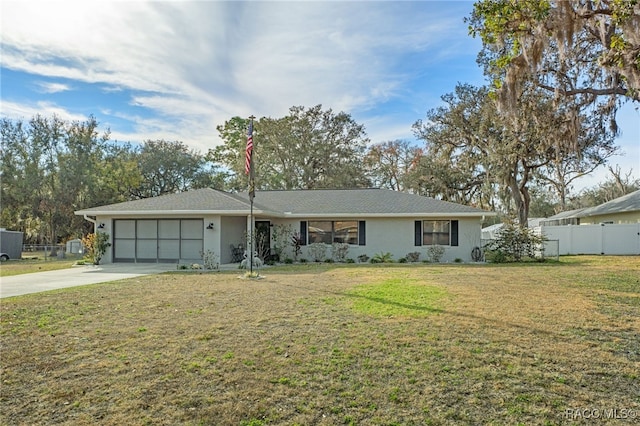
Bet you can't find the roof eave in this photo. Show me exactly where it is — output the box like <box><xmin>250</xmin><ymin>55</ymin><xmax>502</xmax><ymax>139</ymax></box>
<box><xmin>74</xmin><ymin>209</ymin><xmax>268</xmax><ymax>216</ymax></box>
<box><xmin>282</xmin><ymin>212</ymin><xmax>496</xmax><ymax>218</ymax></box>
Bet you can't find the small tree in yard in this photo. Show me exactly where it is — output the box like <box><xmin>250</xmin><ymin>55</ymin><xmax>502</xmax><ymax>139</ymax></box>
<box><xmin>81</xmin><ymin>232</ymin><xmax>111</xmax><ymax>265</ymax></box>
<box><xmin>484</xmin><ymin>220</ymin><xmax>546</xmax><ymax>263</ymax></box>
<box><xmin>272</xmin><ymin>224</ymin><xmax>293</xmax><ymax>262</ymax></box>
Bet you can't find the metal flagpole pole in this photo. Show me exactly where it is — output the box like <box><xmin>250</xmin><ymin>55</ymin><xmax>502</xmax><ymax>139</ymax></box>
<box><xmin>250</xmin><ymin>193</ymin><xmax>254</xmax><ymax>275</ymax></box>
<box><xmin>247</xmin><ymin>115</ymin><xmax>255</xmax><ymax>275</ymax></box>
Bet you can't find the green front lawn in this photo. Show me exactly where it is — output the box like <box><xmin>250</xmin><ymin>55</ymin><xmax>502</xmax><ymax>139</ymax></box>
<box><xmin>0</xmin><ymin>257</ymin><xmax>79</xmax><ymax>277</ymax></box>
<box><xmin>1</xmin><ymin>256</ymin><xmax>638</xmax><ymax>425</ymax></box>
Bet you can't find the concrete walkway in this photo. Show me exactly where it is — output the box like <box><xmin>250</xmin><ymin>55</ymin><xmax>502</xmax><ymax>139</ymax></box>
<box><xmin>0</xmin><ymin>264</ymin><xmax>179</xmax><ymax>298</ymax></box>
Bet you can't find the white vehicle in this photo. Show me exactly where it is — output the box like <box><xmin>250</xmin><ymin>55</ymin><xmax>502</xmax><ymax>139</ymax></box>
<box><xmin>0</xmin><ymin>253</ymin><xmax>9</xmax><ymax>261</ymax></box>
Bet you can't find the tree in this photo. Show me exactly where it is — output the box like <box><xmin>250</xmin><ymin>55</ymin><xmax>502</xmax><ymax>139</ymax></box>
<box><xmin>568</xmin><ymin>165</ymin><xmax>640</xmax><ymax>208</ymax></box>
<box><xmin>1</xmin><ymin>115</ymin><xmax>223</xmax><ymax>243</ymax></box>
<box><xmin>468</xmin><ymin>0</ymin><xmax>639</xmax><ymax>149</ymax></box>
<box><xmin>1</xmin><ymin>115</ymin><xmax>119</xmax><ymax>243</ymax></box>
<box><xmin>364</xmin><ymin>140</ymin><xmax>423</xmax><ymax>192</ymax></box>
<box><xmin>210</xmin><ymin>105</ymin><xmax>370</xmax><ymax>191</ymax></box>
<box><xmin>413</xmin><ymin>83</ymin><xmax>616</xmax><ymax>225</ymax></box>
<box><xmin>207</xmin><ymin>116</ymin><xmax>250</xmax><ymax>192</ymax></box>
<box><xmin>412</xmin><ymin>84</ymin><xmax>500</xmax><ymax>209</ymax></box>
<box><xmin>129</xmin><ymin>140</ymin><xmax>209</xmax><ymax>199</ymax></box>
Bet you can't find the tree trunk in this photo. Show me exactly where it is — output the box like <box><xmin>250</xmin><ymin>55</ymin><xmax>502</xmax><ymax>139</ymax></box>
<box><xmin>506</xmin><ymin>163</ymin><xmax>531</xmax><ymax>228</ymax></box>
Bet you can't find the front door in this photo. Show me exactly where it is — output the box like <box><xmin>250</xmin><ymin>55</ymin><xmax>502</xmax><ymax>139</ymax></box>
<box><xmin>255</xmin><ymin>221</ymin><xmax>271</xmax><ymax>261</ymax></box>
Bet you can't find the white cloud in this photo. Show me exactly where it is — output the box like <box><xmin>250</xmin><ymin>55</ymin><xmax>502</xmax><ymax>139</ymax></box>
<box><xmin>2</xmin><ymin>1</ymin><xmax>471</xmax><ymax>136</ymax></box>
<box><xmin>34</xmin><ymin>81</ymin><xmax>71</xmax><ymax>94</ymax></box>
<box><xmin>0</xmin><ymin>100</ymin><xmax>87</xmax><ymax>123</ymax></box>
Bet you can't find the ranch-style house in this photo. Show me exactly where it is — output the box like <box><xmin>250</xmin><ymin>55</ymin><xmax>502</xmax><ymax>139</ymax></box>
<box><xmin>75</xmin><ymin>188</ymin><xmax>495</xmax><ymax>264</ymax></box>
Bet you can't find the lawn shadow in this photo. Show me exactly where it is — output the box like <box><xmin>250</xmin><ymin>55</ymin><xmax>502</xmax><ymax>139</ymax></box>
<box><xmin>282</xmin><ymin>282</ymin><xmax>560</xmax><ymax>339</ymax></box>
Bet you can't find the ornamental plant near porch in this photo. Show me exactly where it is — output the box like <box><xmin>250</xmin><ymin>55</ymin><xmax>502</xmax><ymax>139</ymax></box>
<box><xmin>81</xmin><ymin>232</ymin><xmax>111</xmax><ymax>265</ymax></box>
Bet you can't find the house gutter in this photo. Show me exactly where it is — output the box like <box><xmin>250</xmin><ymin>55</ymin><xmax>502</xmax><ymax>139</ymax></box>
<box><xmin>282</xmin><ymin>212</ymin><xmax>497</xmax><ymax>218</ymax></box>
<box><xmin>83</xmin><ymin>214</ymin><xmax>98</xmax><ymax>233</ymax></box>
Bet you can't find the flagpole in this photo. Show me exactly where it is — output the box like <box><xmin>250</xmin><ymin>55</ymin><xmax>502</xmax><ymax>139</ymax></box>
<box><xmin>247</xmin><ymin>115</ymin><xmax>256</xmax><ymax>275</ymax></box>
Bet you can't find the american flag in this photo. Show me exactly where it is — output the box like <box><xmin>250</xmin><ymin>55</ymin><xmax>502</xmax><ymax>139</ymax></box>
<box><xmin>245</xmin><ymin>120</ymin><xmax>253</xmax><ymax>175</ymax></box>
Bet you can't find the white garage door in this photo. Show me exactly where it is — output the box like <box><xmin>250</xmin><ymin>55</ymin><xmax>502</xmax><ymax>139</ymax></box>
<box><xmin>113</xmin><ymin>219</ymin><xmax>203</xmax><ymax>263</ymax></box>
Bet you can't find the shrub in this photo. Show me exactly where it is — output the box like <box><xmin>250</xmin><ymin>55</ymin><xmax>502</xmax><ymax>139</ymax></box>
<box><xmin>405</xmin><ymin>252</ymin><xmax>421</xmax><ymax>262</ymax></box>
<box><xmin>200</xmin><ymin>249</ymin><xmax>220</xmax><ymax>270</ymax></box>
<box><xmin>357</xmin><ymin>254</ymin><xmax>370</xmax><ymax>263</ymax></box>
<box><xmin>398</xmin><ymin>257</ymin><xmax>407</xmax><ymax>263</ymax></box>
<box><xmin>485</xmin><ymin>249</ymin><xmax>507</xmax><ymax>264</ymax></box>
<box><xmin>331</xmin><ymin>242</ymin><xmax>349</xmax><ymax>262</ymax></box>
<box><xmin>483</xmin><ymin>220</ymin><xmax>547</xmax><ymax>262</ymax></box>
<box><xmin>425</xmin><ymin>245</ymin><xmax>445</xmax><ymax>263</ymax></box>
<box><xmin>81</xmin><ymin>232</ymin><xmax>111</xmax><ymax>265</ymax></box>
<box><xmin>308</xmin><ymin>243</ymin><xmax>327</xmax><ymax>262</ymax></box>
<box><xmin>284</xmin><ymin>258</ymin><xmax>293</xmax><ymax>264</ymax></box>
<box><xmin>272</xmin><ymin>224</ymin><xmax>293</xmax><ymax>262</ymax></box>
<box><xmin>371</xmin><ymin>252</ymin><xmax>393</xmax><ymax>263</ymax></box>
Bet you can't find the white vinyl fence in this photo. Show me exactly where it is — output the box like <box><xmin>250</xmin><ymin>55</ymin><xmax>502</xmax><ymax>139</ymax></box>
<box><xmin>538</xmin><ymin>223</ymin><xmax>640</xmax><ymax>255</ymax></box>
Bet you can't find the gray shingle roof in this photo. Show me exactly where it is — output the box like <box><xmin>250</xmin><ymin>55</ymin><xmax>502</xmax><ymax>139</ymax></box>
<box><xmin>238</xmin><ymin>188</ymin><xmax>490</xmax><ymax>216</ymax></box>
<box><xmin>76</xmin><ymin>188</ymin><xmax>252</xmax><ymax>213</ymax></box>
<box><xmin>76</xmin><ymin>188</ymin><xmax>493</xmax><ymax>217</ymax></box>
<box><xmin>579</xmin><ymin>189</ymin><xmax>640</xmax><ymax>217</ymax></box>
<box><xmin>544</xmin><ymin>207</ymin><xmax>586</xmax><ymax>220</ymax></box>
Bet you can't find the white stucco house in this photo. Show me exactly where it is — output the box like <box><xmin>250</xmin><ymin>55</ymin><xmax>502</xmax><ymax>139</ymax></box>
<box><xmin>541</xmin><ymin>189</ymin><xmax>640</xmax><ymax>226</ymax></box>
<box><xmin>75</xmin><ymin>188</ymin><xmax>495</xmax><ymax>264</ymax></box>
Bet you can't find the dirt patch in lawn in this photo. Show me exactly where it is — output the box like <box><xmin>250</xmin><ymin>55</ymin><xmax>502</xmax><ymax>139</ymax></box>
<box><xmin>1</xmin><ymin>257</ymin><xmax>639</xmax><ymax>425</ymax></box>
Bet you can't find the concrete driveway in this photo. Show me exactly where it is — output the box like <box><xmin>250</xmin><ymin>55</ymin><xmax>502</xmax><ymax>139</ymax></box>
<box><xmin>0</xmin><ymin>264</ymin><xmax>177</xmax><ymax>298</ymax></box>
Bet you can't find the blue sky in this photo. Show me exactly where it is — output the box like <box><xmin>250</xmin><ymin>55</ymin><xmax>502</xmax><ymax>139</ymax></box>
<box><xmin>1</xmin><ymin>0</ymin><xmax>638</xmax><ymax>190</ymax></box>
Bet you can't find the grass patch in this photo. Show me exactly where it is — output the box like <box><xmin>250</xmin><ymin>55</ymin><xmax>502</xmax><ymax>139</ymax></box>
<box><xmin>0</xmin><ymin>257</ymin><xmax>78</xmax><ymax>277</ymax></box>
<box><xmin>1</xmin><ymin>256</ymin><xmax>638</xmax><ymax>425</ymax></box>
<box><xmin>347</xmin><ymin>277</ymin><xmax>446</xmax><ymax>317</ymax></box>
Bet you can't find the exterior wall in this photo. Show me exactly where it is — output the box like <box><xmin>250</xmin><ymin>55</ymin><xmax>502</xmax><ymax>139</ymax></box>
<box><xmin>540</xmin><ymin>223</ymin><xmax>640</xmax><ymax>255</ymax></box>
<box><xmin>579</xmin><ymin>211</ymin><xmax>640</xmax><ymax>225</ymax></box>
<box><xmin>91</xmin><ymin>215</ymin><xmax>485</xmax><ymax>264</ymax></box>
<box><xmin>270</xmin><ymin>217</ymin><xmax>483</xmax><ymax>263</ymax></box>
<box><xmin>95</xmin><ymin>216</ymin><xmax>113</xmax><ymax>263</ymax></box>
<box><xmin>202</xmin><ymin>214</ymin><xmax>221</xmax><ymax>262</ymax></box>
<box><xmin>220</xmin><ymin>216</ymin><xmax>247</xmax><ymax>263</ymax></box>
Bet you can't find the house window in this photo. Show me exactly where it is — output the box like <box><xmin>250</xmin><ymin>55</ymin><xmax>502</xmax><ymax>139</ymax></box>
<box><xmin>308</xmin><ymin>220</ymin><xmax>358</xmax><ymax>245</ymax></box>
<box><xmin>415</xmin><ymin>220</ymin><xmax>458</xmax><ymax>246</ymax></box>
<box><xmin>423</xmin><ymin>220</ymin><xmax>450</xmax><ymax>245</ymax></box>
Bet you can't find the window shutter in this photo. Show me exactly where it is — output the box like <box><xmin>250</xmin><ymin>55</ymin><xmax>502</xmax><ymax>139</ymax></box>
<box><xmin>300</xmin><ymin>221</ymin><xmax>307</xmax><ymax>246</ymax></box>
<box><xmin>414</xmin><ymin>220</ymin><xmax>422</xmax><ymax>246</ymax></box>
<box><xmin>451</xmin><ymin>220</ymin><xmax>459</xmax><ymax>246</ymax></box>
<box><xmin>358</xmin><ymin>221</ymin><xmax>366</xmax><ymax>246</ymax></box>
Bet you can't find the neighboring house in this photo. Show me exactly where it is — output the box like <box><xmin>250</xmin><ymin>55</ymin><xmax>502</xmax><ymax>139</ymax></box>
<box><xmin>540</xmin><ymin>190</ymin><xmax>640</xmax><ymax>226</ymax></box>
<box><xmin>573</xmin><ymin>189</ymin><xmax>640</xmax><ymax>225</ymax></box>
<box><xmin>538</xmin><ymin>208</ymin><xmax>585</xmax><ymax>226</ymax></box>
<box><xmin>537</xmin><ymin>190</ymin><xmax>640</xmax><ymax>255</ymax></box>
<box><xmin>75</xmin><ymin>188</ymin><xmax>495</xmax><ymax>264</ymax></box>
